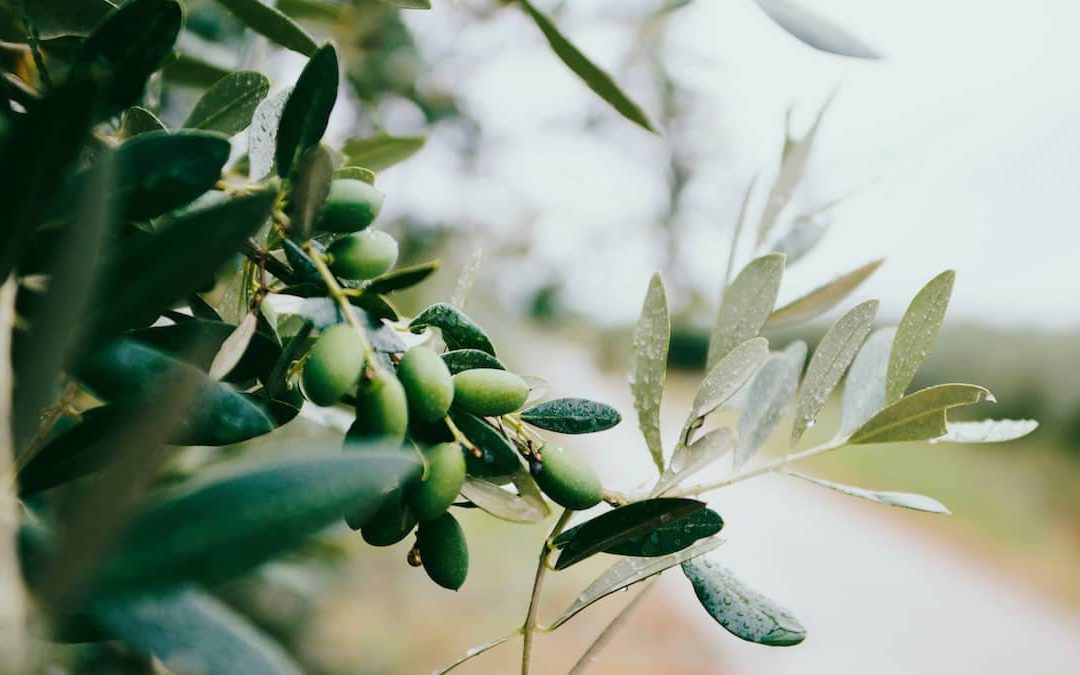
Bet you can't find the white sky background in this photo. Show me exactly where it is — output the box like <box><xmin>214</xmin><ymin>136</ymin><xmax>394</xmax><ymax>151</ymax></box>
<box><xmin>342</xmin><ymin>0</ymin><xmax>1080</xmax><ymax>330</ymax></box>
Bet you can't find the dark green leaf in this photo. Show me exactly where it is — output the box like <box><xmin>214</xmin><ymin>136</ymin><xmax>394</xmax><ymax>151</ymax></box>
<box><xmin>682</xmin><ymin>558</ymin><xmax>806</xmax><ymax>646</ymax></box>
<box><xmin>91</xmin><ymin>588</ymin><xmax>303</xmax><ymax>675</ymax></box>
<box><xmin>184</xmin><ymin>71</ymin><xmax>270</xmax><ymax>135</ymax></box>
<box><xmin>520</xmin><ymin>398</ymin><xmax>622</xmax><ymax>435</ymax></box>
<box><xmin>441</xmin><ymin>349</ymin><xmax>505</xmax><ymax>375</ymax></box>
<box><xmin>553</xmin><ymin>498</ymin><xmax>706</xmax><ymax>570</ymax></box>
<box><xmin>188</xmin><ymin>294</ymin><xmax>223</xmax><ymax>322</ymax></box>
<box><xmin>92</xmin><ymin>451</ymin><xmax>419</xmax><ymax>595</ymax></box>
<box><xmin>410</xmin><ymin>302</ymin><xmax>496</xmax><ymax>355</ymax></box>
<box><xmin>15</xmin><ymin>0</ymin><xmax>115</xmax><ymax>40</ymax></box>
<box><xmin>604</xmin><ymin>508</ymin><xmax>722</xmax><ymax>557</ymax></box>
<box><xmin>282</xmin><ymin>238</ymin><xmax>322</xmax><ymax>284</ymax></box>
<box><xmin>275</xmin><ymin>44</ymin><xmax>338</xmax><ymax>178</ymax></box>
<box><xmin>89</xmin><ymin>190</ymin><xmax>276</xmax><ymax>344</ymax></box>
<box><xmin>262</xmin><ymin>320</ymin><xmax>313</xmax><ymax>401</ymax></box>
<box><xmin>382</xmin><ymin>0</ymin><xmax>431</xmax><ymax>8</ymax></box>
<box><xmin>449</xmin><ymin>408</ymin><xmax>521</xmax><ymax>478</ymax></box>
<box><xmin>753</xmin><ymin>0</ymin><xmax>882</xmax><ymax>59</ymax></box>
<box><xmin>19</xmin><ymin>406</ymin><xmax>131</xmax><ymax>497</ymax></box>
<box><xmin>366</xmin><ymin>260</ymin><xmax>440</xmax><ymax>294</ymax></box>
<box><xmin>213</xmin><ymin>0</ymin><xmax>318</xmax><ymax>56</ymax></box>
<box><xmin>162</xmin><ymin>52</ymin><xmax>233</xmax><ymax>89</ymax></box>
<box><xmin>341</xmin><ymin>134</ymin><xmax>425</xmax><ymax>171</ymax></box>
<box><xmin>119</xmin><ymin>106</ymin><xmax>166</xmax><ymax>139</ymax></box>
<box><xmin>847</xmin><ymin>383</ymin><xmax>992</xmax><ymax>445</ymax></box>
<box><xmin>518</xmin><ymin>0</ymin><xmax>656</xmax><ymax>133</ymax></box>
<box><xmin>70</xmin><ymin>0</ymin><xmax>182</xmax><ymax>117</ymax></box>
<box><xmin>285</xmin><ymin>144</ymin><xmax>334</xmax><ymax>240</ymax></box>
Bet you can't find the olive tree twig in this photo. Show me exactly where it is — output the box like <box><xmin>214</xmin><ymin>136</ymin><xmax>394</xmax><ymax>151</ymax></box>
<box><xmin>521</xmin><ymin>508</ymin><xmax>573</xmax><ymax>675</ymax></box>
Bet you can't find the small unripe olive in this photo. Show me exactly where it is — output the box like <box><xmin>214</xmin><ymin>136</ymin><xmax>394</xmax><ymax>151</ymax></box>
<box><xmin>301</xmin><ymin>324</ymin><xmax>367</xmax><ymax>407</ymax></box>
<box><xmin>348</xmin><ymin>369</ymin><xmax>409</xmax><ymax>445</ymax></box>
<box><xmin>397</xmin><ymin>347</ymin><xmax>454</xmax><ymax>423</ymax></box>
<box><xmin>317</xmin><ymin>178</ymin><xmax>385</xmax><ymax>233</ymax></box>
<box><xmin>418</xmin><ymin>512</ymin><xmax>468</xmax><ymax>590</ymax></box>
<box><xmin>328</xmin><ymin>230</ymin><xmax>399</xmax><ymax>280</ymax></box>
<box><xmin>451</xmin><ymin>369</ymin><xmax>529</xmax><ymax>417</ymax></box>
<box><xmin>360</xmin><ymin>496</ymin><xmax>417</xmax><ymax>546</ymax></box>
<box><xmin>533</xmin><ymin>445</ymin><xmax>603</xmax><ymax>511</ymax></box>
<box><xmin>409</xmin><ymin>442</ymin><xmax>466</xmax><ymax>522</ymax></box>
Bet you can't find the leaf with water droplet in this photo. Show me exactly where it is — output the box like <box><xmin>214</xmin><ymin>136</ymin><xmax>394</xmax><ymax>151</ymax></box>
<box><xmin>707</xmin><ymin>254</ymin><xmax>784</xmax><ymax>370</ymax></box>
<box><xmin>734</xmin><ymin>342</ymin><xmax>804</xmax><ymax>469</ymax></box>
<box><xmin>768</xmin><ymin>259</ymin><xmax>883</xmax><ymax>328</ymax></box>
<box><xmin>886</xmin><ymin>270</ymin><xmax>954</xmax><ymax>403</ymax></box>
<box><xmin>682</xmin><ymin>557</ymin><xmax>806</xmax><ymax>646</ymax></box>
<box><xmin>629</xmin><ymin>273</ymin><xmax>670</xmax><ymax>473</ymax></box>
<box><xmin>786</xmin><ymin>472</ymin><xmax>949</xmax><ymax>514</ymax></box>
<box><xmin>655</xmin><ymin>427</ymin><xmax>736</xmax><ymax>496</ymax></box>
<box><xmin>249</xmin><ymin>87</ymin><xmax>292</xmax><ymax>180</ymax></box>
<box><xmin>602</xmin><ymin>508</ymin><xmax>722</xmax><ymax>558</ymax></box>
<box><xmin>839</xmin><ymin>327</ymin><xmax>895</xmax><ymax>435</ymax></box>
<box><xmin>686</xmin><ymin>337</ymin><xmax>770</xmax><ymax>436</ymax></box>
<box><xmin>933</xmin><ymin>419</ymin><xmax>1038</xmax><ymax>444</ymax></box>
<box><xmin>791</xmin><ymin>300</ymin><xmax>878</xmax><ymax>444</ymax></box>
<box><xmin>847</xmin><ymin>383</ymin><xmax>991</xmax><ymax>445</ymax></box>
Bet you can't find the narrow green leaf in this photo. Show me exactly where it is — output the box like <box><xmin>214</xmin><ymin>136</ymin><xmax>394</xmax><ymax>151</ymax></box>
<box><xmin>410</xmin><ymin>303</ymin><xmax>497</xmax><ymax>355</ymax></box>
<box><xmin>520</xmin><ymin>398</ymin><xmax>622</xmax><ymax>435</ymax></box>
<box><xmin>131</xmin><ymin>319</ymin><xmax>282</xmax><ymax>384</ymax></box>
<box><xmin>212</xmin><ymin>0</ymin><xmax>318</xmax><ymax>56</ymax></box>
<box><xmin>886</xmin><ymin>270</ymin><xmax>955</xmax><ymax>403</ymax></box>
<box><xmin>92</xmin><ymin>451</ymin><xmax>418</xmax><ymax>595</ymax></box>
<box><xmin>549</xmin><ymin>536</ymin><xmax>723</xmax><ymax>631</ymax></box>
<box><xmin>553</xmin><ymin>498</ymin><xmax>705</xmax><ymax>570</ymax></box>
<box><xmin>275</xmin><ymin>44</ymin><xmax>339</xmax><ymax>178</ymax></box>
<box><xmin>753</xmin><ymin>0</ymin><xmax>882</xmax><ymax>59</ymax></box>
<box><xmin>655</xmin><ymin>428</ymin><xmax>735</xmax><ymax>496</ymax></box>
<box><xmin>276</xmin><ymin>0</ymin><xmax>344</xmax><ymax>21</ymax></box>
<box><xmin>16</xmin><ymin>0</ymin><xmax>115</xmax><ymax>39</ymax></box>
<box><xmin>262</xmin><ymin>320</ymin><xmax>313</xmax><ymax>401</ymax></box>
<box><xmin>91</xmin><ymin>588</ymin><xmax>303</xmax><ymax>675</ymax></box>
<box><xmin>162</xmin><ymin>52</ymin><xmax>233</xmax><ymax>89</ymax></box>
<box><xmin>786</xmin><ymin>472</ymin><xmax>950</xmax><ymax>514</ymax></box>
<box><xmin>848</xmin><ymin>383</ymin><xmax>992</xmax><ymax>445</ymax></box>
<box><xmin>208</xmin><ymin>312</ymin><xmax>259</xmax><ymax>380</ymax></box>
<box><xmin>249</xmin><ymin>87</ymin><xmax>292</xmax><ymax>180</ymax></box>
<box><xmin>448</xmin><ymin>409</ymin><xmax>521</xmax><ymax>478</ymax></box>
<box><xmin>707</xmin><ymin>253</ymin><xmax>785</xmax><ymax>370</ymax></box>
<box><xmin>790</xmin><ymin>299</ymin><xmax>878</xmax><ymax>444</ymax></box>
<box><xmin>682</xmin><ymin>558</ymin><xmax>806</xmax><ymax>646</ymax></box>
<box><xmin>383</xmin><ymin>0</ymin><xmax>432</xmax><ymax>8</ymax></box>
<box><xmin>629</xmin><ymin>273</ymin><xmax>670</xmax><ymax>473</ymax></box>
<box><xmin>933</xmin><ymin>419</ymin><xmax>1038</xmax><ymax>444</ymax></box>
<box><xmin>459</xmin><ymin>476</ymin><xmax>550</xmax><ymax>524</ymax></box>
<box><xmin>734</xmin><ymin>342</ymin><xmax>804</xmax><ymax>469</ymax></box>
<box><xmin>184</xmin><ymin>71</ymin><xmax>271</xmax><ymax>135</ymax></box>
<box><xmin>686</xmin><ymin>337</ymin><xmax>770</xmax><ymax>433</ymax></box>
<box><xmin>285</xmin><ymin>144</ymin><xmax>334</xmax><ymax>240</ymax></box>
<box><xmin>18</xmin><ymin>406</ymin><xmax>129</xmax><ymax>496</ymax></box>
<box><xmin>768</xmin><ymin>259</ymin><xmax>883</xmax><ymax>328</ymax></box>
<box><xmin>603</xmin><ymin>508</ymin><xmax>722</xmax><ymax>558</ymax></box>
<box><xmin>342</xmin><ymin>134</ymin><xmax>426</xmax><ymax>172</ymax></box>
<box><xmin>70</xmin><ymin>0</ymin><xmax>182</xmax><ymax>117</ymax></box>
<box><xmin>839</xmin><ymin>327</ymin><xmax>895</xmax><ymax>435</ymax></box>
<box><xmin>119</xmin><ymin>106</ymin><xmax>166</xmax><ymax>139</ymax></box>
<box><xmin>441</xmin><ymin>349</ymin><xmax>506</xmax><ymax>375</ymax></box>
<box><xmin>366</xmin><ymin>260</ymin><xmax>440</xmax><ymax>295</ymax></box>
<box><xmin>517</xmin><ymin>0</ymin><xmax>657</xmax><ymax>133</ymax></box>
<box><xmin>334</xmin><ymin>165</ymin><xmax>376</xmax><ymax>184</ymax></box>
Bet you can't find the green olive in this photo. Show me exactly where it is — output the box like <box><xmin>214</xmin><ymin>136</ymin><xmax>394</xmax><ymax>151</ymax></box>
<box><xmin>317</xmin><ymin>178</ymin><xmax>385</xmax><ymax>233</ymax></box>
<box><xmin>348</xmin><ymin>369</ymin><xmax>408</xmax><ymax>445</ymax></box>
<box><xmin>396</xmin><ymin>347</ymin><xmax>454</xmax><ymax>423</ymax></box>
<box><xmin>301</xmin><ymin>324</ymin><xmax>367</xmax><ymax>407</ymax></box>
<box><xmin>409</xmin><ymin>442</ymin><xmax>466</xmax><ymax>522</ymax></box>
<box><xmin>418</xmin><ymin>512</ymin><xmax>468</xmax><ymax>590</ymax></box>
<box><xmin>533</xmin><ymin>445</ymin><xmax>603</xmax><ymax>511</ymax></box>
<box><xmin>451</xmin><ymin>369</ymin><xmax>528</xmax><ymax>417</ymax></box>
<box><xmin>328</xmin><ymin>230</ymin><xmax>399</xmax><ymax>280</ymax></box>
<box><xmin>360</xmin><ymin>495</ymin><xmax>417</xmax><ymax>546</ymax></box>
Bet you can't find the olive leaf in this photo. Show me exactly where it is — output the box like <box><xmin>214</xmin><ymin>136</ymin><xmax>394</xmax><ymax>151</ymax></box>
<box><xmin>933</xmin><ymin>419</ymin><xmax>1038</xmax><ymax>444</ymax></box>
<box><xmin>334</xmin><ymin>166</ymin><xmax>376</xmax><ymax>184</ymax></box>
<box><xmin>451</xmin><ymin>249</ymin><xmax>483</xmax><ymax>309</ymax></box>
<box><xmin>285</xmin><ymin>144</ymin><xmax>335</xmax><ymax>241</ymax></box>
<box><xmin>366</xmin><ymin>260</ymin><xmax>440</xmax><ymax>295</ymax></box>
<box><xmin>459</xmin><ymin>476</ymin><xmax>550</xmax><ymax>524</ymax></box>
<box><xmin>847</xmin><ymin>383</ymin><xmax>992</xmax><ymax>445</ymax></box>
<box><xmin>790</xmin><ymin>299</ymin><xmax>878</xmax><ymax>444</ymax></box>
<box><xmin>13</xmin><ymin>0</ymin><xmax>114</xmax><ymax>39</ymax></box>
<box><xmin>91</xmin><ymin>451</ymin><xmax>419</xmax><ymax>595</ymax></box>
<box><xmin>69</xmin><ymin>0</ymin><xmax>182</xmax><ymax>118</ymax></box>
<box><xmin>119</xmin><ymin>106</ymin><xmax>167</xmax><ymax>139</ymax></box>
<box><xmin>553</xmin><ymin>498</ymin><xmax>705</xmax><ymax>570</ymax></box>
<box><xmin>517</xmin><ymin>0</ymin><xmax>657</xmax><ymax>134</ymax></box>
<box><xmin>131</xmin><ymin>319</ymin><xmax>282</xmax><ymax>384</ymax></box>
<box><xmin>249</xmin><ymin>87</ymin><xmax>293</xmax><ymax>180</ymax></box>
<box><xmin>682</xmin><ymin>557</ymin><xmax>806</xmax><ymax>646</ymax></box>
<box><xmin>603</xmin><ymin>508</ymin><xmax>722</xmax><ymax>558</ymax></box>
<box><xmin>184</xmin><ymin>71</ymin><xmax>271</xmax><ymax>135</ymax></box>
<box><xmin>768</xmin><ymin>259</ymin><xmax>883</xmax><ymax>328</ymax></box>
<box><xmin>734</xmin><ymin>341</ymin><xmax>805</xmax><ymax>469</ymax></box>
<box><xmin>441</xmin><ymin>349</ymin><xmax>506</xmax><ymax>375</ymax></box>
<box><xmin>162</xmin><ymin>52</ymin><xmax>234</xmax><ymax>89</ymax></box>
<box><xmin>786</xmin><ymin>472</ymin><xmax>950</xmax><ymax>514</ymax></box>
<box><xmin>548</xmin><ymin>535</ymin><xmax>724</xmax><ymax>631</ymax></box>
<box><xmin>520</xmin><ymin>398</ymin><xmax>622</xmax><ymax>435</ymax></box>
<box><xmin>262</xmin><ymin>320</ymin><xmax>314</xmax><ymax>401</ymax></box>
<box><xmin>753</xmin><ymin>0</ymin><xmax>882</xmax><ymax>59</ymax></box>
<box><xmin>707</xmin><ymin>253</ymin><xmax>784</xmax><ymax>370</ymax></box>
<box><xmin>90</xmin><ymin>588</ymin><xmax>303</xmax><ymax>675</ymax></box>
<box><xmin>629</xmin><ymin>273</ymin><xmax>670</xmax><ymax>473</ymax></box>
<box><xmin>383</xmin><ymin>0</ymin><xmax>432</xmax><ymax>8</ymax></box>
<box><xmin>685</xmin><ymin>337</ymin><xmax>770</xmax><ymax>438</ymax></box>
<box><xmin>212</xmin><ymin>0</ymin><xmax>318</xmax><ymax>56</ymax></box>
<box><xmin>839</xmin><ymin>326</ymin><xmax>895</xmax><ymax>435</ymax></box>
<box><xmin>342</xmin><ymin>134</ymin><xmax>426</xmax><ymax>171</ymax></box>
<box><xmin>655</xmin><ymin>427</ymin><xmax>736</xmax><ymax>496</ymax></box>
<box><xmin>448</xmin><ymin>409</ymin><xmax>522</xmax><ymax>478</ymax></box>
<box><xmin>886</xmin><ymin>270</ymin><xmax>955</xmax><ymax>403</ymax></box>
<box><xmin>208</xmin><ymin>313</ymin><xmax>259</xmax><ymax>380</ymax></box>
<box><xmin>410</xmin><ymin>303</ymin><xmax>497</xmax><ymax>355</ymax></box>
<box><xmin>276</xmin><ymin>44</ymin><xmax>339</xmax><ymax>178</ymax></box>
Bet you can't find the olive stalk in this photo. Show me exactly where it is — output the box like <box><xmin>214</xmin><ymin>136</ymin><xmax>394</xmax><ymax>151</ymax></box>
<box><xmin>304</xmin><ymin>242</ymin><xmax>378</xmax><ymax>367</ymax></box>
<box><xmin>520</xmin><ymin>508</ymin><xmax>573</xmax><ymax>675</ymax></box>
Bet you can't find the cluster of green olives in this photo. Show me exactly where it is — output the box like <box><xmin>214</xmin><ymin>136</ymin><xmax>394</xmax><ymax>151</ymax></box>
<box><xmin>293</xmin><ymin>177</ymin><xmax>606</xmax><ymax>591</ymax></box>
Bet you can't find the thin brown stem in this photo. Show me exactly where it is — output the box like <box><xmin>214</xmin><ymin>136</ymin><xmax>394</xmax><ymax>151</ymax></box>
<box><xmin>521</xmin><ymin>508</ymin><xmax>573</xmax><ymax>675</ymax></box>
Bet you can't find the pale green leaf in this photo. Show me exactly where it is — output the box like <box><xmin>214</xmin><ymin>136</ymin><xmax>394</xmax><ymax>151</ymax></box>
<box><xmin>791</xmin><ymin>299</ymin><xmax>878</xmax><ymax>444</ymax></box>
<box><xmin>654</xmin><ymin>428</ymin><xmax>735</xmax><ymax>496</ymax></box>
<box><xmin>786</xmin><ymin>472</ymin><xmax>949</xmax><ymax>514</ymax></box>
<box><xmin>450</xmin><ymin>249</ymin><xmax>483</xmax><ymax>310</ymax></box>
<box><xmin>839</xmin><ymin>326</ymin><xmax>895</xmax><ymax>435</ymax></box>
<box><xmin>459</xmin><ymin>476</ymin><xmax>550</xmax><ymax>524</ymax></box>
<box><xmin>629</xmin><ymin>273</ymin><xmax>670</xmax><ymax>472</ymax></box>
<box><xmin>686</xmin><ymin>337</ymin><xmax>770</xmax><ymax>434</ymax></box>
<box><xmin>753</xmin><ymin>0</ymin><xmax>882</xmax><ymax>59</ymax></box>
<box><xmin>848</xmin><ymin>383</ymin><xmax>992</xmax><ymax>445</ymax></box>
<box><xmin>768</xmin><ymin>259</ymin><xmax>883</xmax><ymax>328</ymax></box>
<box><xmin>208</xmin><ymin>312</ymin><xmax>258</xmax><ymax>380</ymax></box>
<box><xmin>249</xmin><ymin>87</ymin><xmax>292</xmax><ymax>180</ymax></box>
<box><xmin>734</xmin><ymin>342</ymin><xmax>804</xmax><ymax>469</ymax></box>
<box><xmin>184</xmin><ymin>71</ymin><xmax>270</xmax><ymax>135</ymax></box>
<box><xmin>886</xmin><ymin>270</ymin><xmax>955</xmax><ymax>403</ymax></box>
<box><xmin>342</xmin><ymin>134</ymin><xmax>425</xmax><ymax>172</ymax></box>
<box><xmin>932</xmin><ymin>419</ymin><xmax>1038</xmax><ymax>445</ymax></box>
<box><xmin>707</xmin><ymin>253</ymin><xmax>785</xmax><ymax>370</ymax></box>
